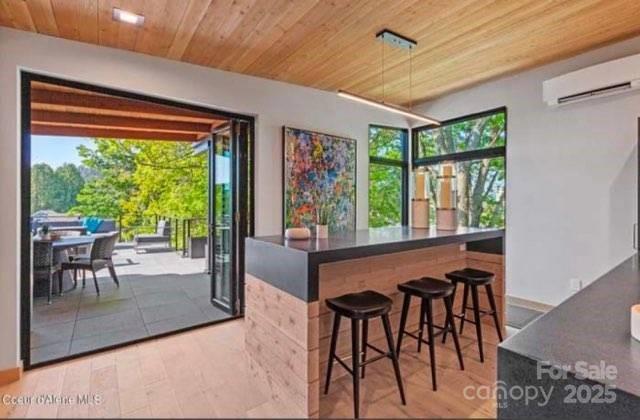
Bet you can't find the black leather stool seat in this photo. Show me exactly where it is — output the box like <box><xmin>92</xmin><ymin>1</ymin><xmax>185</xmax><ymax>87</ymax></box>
<box><xmin>445</xmin><ymin>268</ymin><xmax>494</xmax><ymax>285</ymax></box>
<box><xmin>326</xmin><ymin>290</ymin><xmax>392</xmax><ymax>319</ymax></box>
<box><xmin>398</xmin><ymin>277</ymin><xmax>454</xmax><ymax>299</ymax></box>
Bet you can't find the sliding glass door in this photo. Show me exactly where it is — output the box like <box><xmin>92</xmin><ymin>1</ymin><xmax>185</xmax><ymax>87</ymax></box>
<box><xmin>210</xmin><ymin>120</ymin><xmax>251</xmax><ymax>315</ymax></box>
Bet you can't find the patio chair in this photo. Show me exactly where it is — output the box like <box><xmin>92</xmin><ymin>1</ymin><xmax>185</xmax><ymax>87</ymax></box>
<box><xmin>133</xmin><ymin>220</ymin><xmax>171</xmax><ymax>253</ymax></box>
<box><xmin>33</xmin><ymin>241</ymin><xmax>62</xmax><ymax>304</ymax></box>
<box><xmin>62</xmin><ymin>232</ymin><xmax>119</xmax><ymax>295</ymax></box>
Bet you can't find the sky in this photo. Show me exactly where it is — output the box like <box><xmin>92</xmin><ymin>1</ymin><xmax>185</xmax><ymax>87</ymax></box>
<box><xmin>31</xmin><ymin>135</ymin><xmax>94</xmax><ymax>168</ymax></box>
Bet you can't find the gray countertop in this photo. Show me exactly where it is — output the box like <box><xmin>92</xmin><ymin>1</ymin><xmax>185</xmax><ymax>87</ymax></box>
<box><xmin>251</xmin><ymin>226</ymin><xmax>504</xmax><ymax>257</ymax></box>
<box><xmin>500</xmin><ymin>254</ymin><xmax>640</xmax><ymax>397</ymax></box>
<box><xmin>246</xmin><ymin>226</ymin><xmax>504</xmax><ymax>302</ymax></box>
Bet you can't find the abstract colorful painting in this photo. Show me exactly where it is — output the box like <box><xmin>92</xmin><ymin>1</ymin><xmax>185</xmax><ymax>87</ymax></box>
<box><xmin>283</xmin><ymin>127</ymin><xmax>356</xmax><ymax>233</ymax></box>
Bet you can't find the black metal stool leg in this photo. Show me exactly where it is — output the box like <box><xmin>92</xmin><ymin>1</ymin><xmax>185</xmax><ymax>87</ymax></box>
<box><xmin>417</xmin><ymin>298</ymin><xmax>426</xmax><ymax>353</ymax></box>
<box><xmin>361</xmin><ymin>319</ymin><xmax>368</xmax><ymax>379</ymax></box>
<box><xmin>459</xmin><ymin>282</ymin><xmax>470</xmax><ymax>335</ymax></box>
<box><xmin>396</xmin><ymin>294</ymin><xmax>410</xmax><ymax>355</ymax></box>
<box><xmin>351</xmin><ymin>318</ymin><xmax>361</xmax><ymax>419</ymax></box>
<box><xmin>444</xmin><ymin>295</ymin><xmax>464</xmax><ymax>370</ymax></box>
<box><xmin>442</xmin><ymin>281</ymin><xmax>458</xmax><ymax>344</ymax></box>
<box><xmin>425</xmin><ymin>298</ymin><xmax>437</xmax><ymax>391</ymax></box>
<box><xmin>470</xmin><ymin>285</ymin><xmax>484</xmax><ymax>362</ymax></box>
<box><xmin>324</xmin><ymin>313</ymin><xmax>341</xmax><ymax>395</ymax></box>
<box><xmin>486</xmin><ymin>284</ymin><xmax>504</xmax><ymax>342</ymax></box>
<box><xmin>382</xmin><ymin>314</ymin><xmax>406</xmax><ymax>405</ymax></box>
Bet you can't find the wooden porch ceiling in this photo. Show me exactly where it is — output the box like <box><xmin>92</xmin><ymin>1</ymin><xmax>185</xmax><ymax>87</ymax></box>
<box><xmin>30</xmin><ymin>81</ymin><xmax>228</xmax><ymax>142</ymax></box>
<box><xmin>4</xmin><ymin>1</ymin><xmax>640</xmax><ymax>105</ymax></box>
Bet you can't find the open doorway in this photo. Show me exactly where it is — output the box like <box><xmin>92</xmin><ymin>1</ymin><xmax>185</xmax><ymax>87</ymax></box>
<box><xmin>21</xmin><ymin>73</ymin><xmax>253</xmax><ymax>367</ymax></box>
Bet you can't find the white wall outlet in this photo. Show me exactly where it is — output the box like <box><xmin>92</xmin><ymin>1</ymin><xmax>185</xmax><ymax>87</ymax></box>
<box><xmin>569</xmin><ymin>278</ymin><xmax>583</xmax><ymax>292</ymax></box>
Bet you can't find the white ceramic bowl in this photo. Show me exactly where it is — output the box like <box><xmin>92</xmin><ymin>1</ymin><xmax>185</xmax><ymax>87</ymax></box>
<box><xmin>285</xmin><ymin>227</ymin><xmax>311</xmax><ymax>240</ymax></box>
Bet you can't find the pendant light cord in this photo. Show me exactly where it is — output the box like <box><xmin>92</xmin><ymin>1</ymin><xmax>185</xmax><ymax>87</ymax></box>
<box><xmin>409</xmin><ymin>46</ymin><xmax>413</xmax><ymax>110</ymax></box>
<box><xmin>381</xmin><ymin>39</ymin><xmax>385</xmax><ymax>103</ymax></box>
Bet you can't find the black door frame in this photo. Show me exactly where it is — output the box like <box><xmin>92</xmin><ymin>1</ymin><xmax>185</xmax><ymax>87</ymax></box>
<box><xmin>20</xmin><ymin>71</ymin><xmax>255</xmax><ymax>369</ymax></box>
<box><xmin>208</xmin><ymin>120</ymin><xmax>251</xmax><ymax>315</ymax></box>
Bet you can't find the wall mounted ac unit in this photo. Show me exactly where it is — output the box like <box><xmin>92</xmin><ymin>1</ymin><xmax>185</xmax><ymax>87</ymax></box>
<box><xmin>543</xmin><ymin>53</ymin><xmax>640</xmax><ymax>106</ymax></box>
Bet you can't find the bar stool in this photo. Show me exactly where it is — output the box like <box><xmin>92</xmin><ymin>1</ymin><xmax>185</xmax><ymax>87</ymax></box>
<box><xmin>395</xmin><ymin>277</ymin><xmax>464</xmax><ymax>391</ymax></box>
<box><xmin>443</xmin><ymin>268</ymin><xmax>503</xmax><ymax>363</ymax></box>
<box><xmin>324</xmin><ymin>290</ymin><xmax>406</xmax><ymax>418</ymax></box>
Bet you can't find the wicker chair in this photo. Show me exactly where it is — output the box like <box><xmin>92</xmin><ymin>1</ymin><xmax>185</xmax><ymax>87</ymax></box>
<box><xmin>33</xmin><ymin>241</ymin><xmax>62</xmax><ymax>304</ymax></box>
<box><xmin>62</xmin><ymin>232</ymin><xmax>119</xmax><ymax>295</ymax></box>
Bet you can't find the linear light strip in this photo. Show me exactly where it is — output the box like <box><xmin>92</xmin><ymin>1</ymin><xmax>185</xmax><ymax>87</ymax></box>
<box><xmin>337</xmin><ymin>90</ymin><xmax>440</xmax><ymax>125</ymax></box>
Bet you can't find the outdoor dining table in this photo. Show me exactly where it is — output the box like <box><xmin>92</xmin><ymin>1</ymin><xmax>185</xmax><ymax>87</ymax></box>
<box><xmin>48</xmin><ymin>226</ymin><xmax>88</xmax><ymax>235</ymax></box>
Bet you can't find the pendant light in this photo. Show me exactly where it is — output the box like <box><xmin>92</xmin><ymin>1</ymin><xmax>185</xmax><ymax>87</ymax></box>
<box><xmin>338</xmin><ymin>29</ymin><xmax>440</xmax><ymax>126</ymax></box>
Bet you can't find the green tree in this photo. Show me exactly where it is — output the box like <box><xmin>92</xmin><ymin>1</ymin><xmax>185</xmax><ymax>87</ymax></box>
<box><xmin>31</xmin><ymin>163</ymin><xmax>57</xmax><ymax>213</ymax></box>
<box><xmin>51</xmin><ymin>163</ymin><xmax>84</xmax><ymax>212</ymax></box>
<box><xmin>71</xmin><ymin>140</ymin><xmax>136</xmax><ymax>218</ymax></box>
<box><xmin>70</xmin><ymin>138</ymin><xmax>207</xmax><ymax>240</ymax></box>
<box><xmin>419</xmin><ymin>112</ymin><xmax>506</xmax><ymax>228</ymax></box>
<box><xmin>369</xmin><ymin>127</ymin><xmax>404</xmax><ymax>228</ymax></box>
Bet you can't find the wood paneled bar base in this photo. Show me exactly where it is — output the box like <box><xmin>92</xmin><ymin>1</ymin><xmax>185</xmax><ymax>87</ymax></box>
<box><xmin>245</xmin><ymin>227</ymin><xmax>505</xmax><ymax>418</ymax></box>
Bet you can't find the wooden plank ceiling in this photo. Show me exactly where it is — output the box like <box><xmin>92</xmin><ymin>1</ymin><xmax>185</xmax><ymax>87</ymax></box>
<box><xmin>4</xmin><ymin>1</ymin><xmax>640</xmax><ymax>105</ymax></box>
<box><xmin>31</xmin><ymin>81</ymin><xmax>227</xmax><ymax>141</ymax></box>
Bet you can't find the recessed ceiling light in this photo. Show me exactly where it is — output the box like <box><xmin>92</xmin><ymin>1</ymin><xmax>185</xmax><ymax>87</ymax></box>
<box><xmin>112</xmin><ymin>8</ymin><xmax>144</xmax><ymax>26</ymax></box>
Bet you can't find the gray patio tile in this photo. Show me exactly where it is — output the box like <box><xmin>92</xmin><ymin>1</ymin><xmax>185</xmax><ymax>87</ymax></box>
<box><xmin>69</xmin><ymin>326</ymin><xmax>148</xmax><ymax>355</ymax></box>
<box><xmin>73</xmin><ymin>308</ymin><xmax>145</xmax><ymax>339</ymax></box>
<box><xmin>134</xmin><ymin>290</ymin><xmax>191</xmax><ymax>309</ymax></box>
<box><xmin>131</xmin><ymin>279</ymin><xmax>182</xmax><ymax>290</ymax></box>
<box><xmin>31</xmin><ymin>341</ymin><xmax>70</xmax><ymax>364</ymax></box>
<box><xmin>33</xmin><ymin>291</ymin><xmax>82</xmax><ymax>308</ymax></box>
<box><xmin>145</xmin><ymin>312</ymin><xmax>211</xmax><ymax>336</ymax></box>
<box><xmin>32</xmin><ymin>304</ymin><xmax>79</xmax><ymax>327</ymax></box>
<box><xmin>139</xmin><ymin>301</ymin><xmax>203</xmax><ymax>325</ymax></box>
<box><xmin>192</xmin><ymin>296</ymin><xmax>231</xmax><ymax>322</ymax></box>
<box><xmin>79</xmin><ymin>283</ymin><xmax>133</xmax><ymax>303</ymax></box>
<box><xmin>30</xmin><ymin>245</ymin><xmax>213</xmax><ymax>363</ymax></box>
<box><xmin>181</xmin><ymin>283</ymin><xmax>210</xmax><ymax>299</ymax></box>
<box><xmin>30</xmin><ymin>320</ymin><xmax>75</xmax><ymax>349</ymax></box>
<box><xmin>76</xmin><ymin>297</ymin><xmax>139</xmax><ymax>320</ymax></box>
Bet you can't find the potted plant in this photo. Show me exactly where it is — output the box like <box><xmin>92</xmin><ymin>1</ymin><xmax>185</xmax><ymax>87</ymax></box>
<box><xmin>316</xmin><ymin>203</ymin><xmax>330</xmax><ymax>239</ymax></box>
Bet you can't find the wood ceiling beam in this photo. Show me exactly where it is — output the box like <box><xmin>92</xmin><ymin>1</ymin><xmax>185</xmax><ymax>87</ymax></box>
<box><xmin>31</xmin><ymin>110</ymin><xmax>213</xmax><ymax>134</ymax></box>
<box><xmin>31</xmin><ymin>88</ymin><xmax>225</xmax><ymax>122</ymax></box>
<box><xmin>31</xmin><ymin>124</ymin><xmax>200</xmax><ymax>142</ymax></box>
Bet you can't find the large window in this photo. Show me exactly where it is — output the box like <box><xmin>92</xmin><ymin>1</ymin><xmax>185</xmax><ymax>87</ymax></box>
<box><xmin>413</xmin><ymin>108</ymin><xmax>506</xmax><ymax>228</ymax></box>
<box><xmin>369</xmin><ymin>125</ymin><xmax>408</xmax><ymax>227</ymax></box>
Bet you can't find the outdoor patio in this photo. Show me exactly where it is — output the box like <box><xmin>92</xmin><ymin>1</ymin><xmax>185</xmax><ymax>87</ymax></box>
<box><xmin>30</xmin><ymin>243</ymin><xmax>229</xmax><ymax>365</ymax></box>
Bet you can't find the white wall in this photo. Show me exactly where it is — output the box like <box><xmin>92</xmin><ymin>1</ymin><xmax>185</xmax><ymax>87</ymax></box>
<box><xmin>0</xmin><ymin>27</ymin><xmax>408</xmax><ymax>370</ymax></box>
<box><xmin>416</xmin><ymin>37</ymin><xmax>640</xmax><ymax>307</ymax></box>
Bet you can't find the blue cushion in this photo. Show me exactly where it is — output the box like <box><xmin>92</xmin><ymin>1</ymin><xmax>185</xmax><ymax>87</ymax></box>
<box><xmin>82</xmin><ymin>217</ymin><xmax>103</xmax><ymax>234</ymax></box>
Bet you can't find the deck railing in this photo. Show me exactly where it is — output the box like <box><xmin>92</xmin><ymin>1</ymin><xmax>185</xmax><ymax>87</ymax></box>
<box><xmin>117</xmin><ymin>215</ymin><xmax>208</xmax><ymax>255</ymax></box>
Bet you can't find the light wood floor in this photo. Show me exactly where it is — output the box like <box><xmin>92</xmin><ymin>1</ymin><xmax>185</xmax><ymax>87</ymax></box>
<box><xmin>1</xmin><ymin>318</ymin><xmax>501</xmax><ymax>418</ymax></box>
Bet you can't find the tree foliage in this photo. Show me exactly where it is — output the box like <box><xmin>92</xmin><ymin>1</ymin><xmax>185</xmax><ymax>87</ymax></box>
<box><xmin>369</xmin><ymin>127</ymin><xmax>404</xmax><ymax>228</ymax></box>
<box><xmin>70</xmin><ymin>138</ymin><xmax>208</xmax><ymax>236</ymax></box>
<box><xmin>418</xmin><ymin>112</ymin><xmax>506</xmax><ymax>228</ymax></box>
<box><xmin>31</xmin><ymin>163</ymin><xmax>85</xmax><ymax>213</ymax></box>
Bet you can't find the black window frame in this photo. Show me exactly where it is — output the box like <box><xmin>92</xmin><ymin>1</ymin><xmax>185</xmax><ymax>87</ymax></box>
<box><xmin>368</xmin><ymin>124</ymin><xmax>409</xmax><ymax>227</ymax></box>
<box><xmin>412</xmin><ymin>106</ymin><xmax>507</xmax><ymax>166</ymax></box>
<box><xmin>411</xmin><ymin>107</ymin><xmax>507</xmax><ymax>228</ymax></box>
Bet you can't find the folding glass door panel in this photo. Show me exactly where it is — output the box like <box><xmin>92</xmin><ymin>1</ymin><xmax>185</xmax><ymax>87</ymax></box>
<box><xmin>210</xmin><ymin>120</ymin><xmax>250</xmax><ymax>315</ymax></box>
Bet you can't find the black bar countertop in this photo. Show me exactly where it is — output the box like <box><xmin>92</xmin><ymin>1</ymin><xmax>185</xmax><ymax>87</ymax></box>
<box><xmin>498</xmin><ymin>254</ymin><xmax>640</xmax><ymax>417</ymax></box>
<box><xmin>245</xmin><ymin>226</ymin><xmax>504</xmax><ymax>302</ymax></box>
